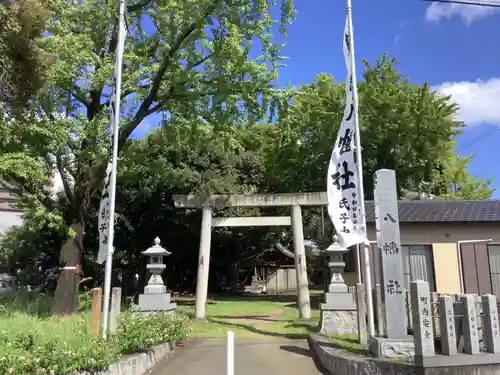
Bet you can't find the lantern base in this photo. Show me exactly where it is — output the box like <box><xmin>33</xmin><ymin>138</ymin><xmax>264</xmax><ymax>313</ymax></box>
<box><xmin>319</xmin><ymin>291</ymin><xmax>358</xmax><ymax>335</ymax></box>
<box><xmin>145</xmin><ymin>284</ymin><xmax>167</xmax><ymax>294</ymax></box>
<box><xmin>138</xmin><ymin>292</ymin><xmax>177</xmax><ymax>313</ymax></box>
<box><xmin>319</xmin><ymin>307</ymin><xmax>358</xmax><ymax>335</ymax></box>
<box><xmin>323</xmin><ymin>291</ymin><xmax>356</xmax><ymax>307</ymax></box>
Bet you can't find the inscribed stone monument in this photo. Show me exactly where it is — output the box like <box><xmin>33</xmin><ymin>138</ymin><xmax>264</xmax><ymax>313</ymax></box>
<box><xmin>374</xmin><ymin>169</ymin><xmax>406</xmax><ymax>339</ymax></box>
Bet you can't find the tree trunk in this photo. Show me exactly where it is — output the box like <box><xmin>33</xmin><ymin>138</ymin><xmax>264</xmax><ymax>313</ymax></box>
<box><xmin>52</xmin><ymin>221</ymin><xmax>84</xmax><ymax>316</ymax></box>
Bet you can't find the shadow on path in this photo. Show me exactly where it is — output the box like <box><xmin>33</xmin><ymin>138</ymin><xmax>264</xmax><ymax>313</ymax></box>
<box><xmin>280</xmin><ymin>345</ymin><xmax>311</xmax><ymax>357</ymax></box>
<box><xmin>208</xmin><ymin>318</ymin><xmax>308</xmax><ymax>339</ymax></box>
<box><xmin>212</xmin><ymin>315</ymin><xmax>284</xmax><ymax>322</ymax></box>
<box><xmin>279</xmin><ymin>344</ymin><xmax>330</xmax><ymax>375</ymax></box>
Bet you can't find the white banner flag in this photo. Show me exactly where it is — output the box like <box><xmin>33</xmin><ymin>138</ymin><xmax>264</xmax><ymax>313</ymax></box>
<box><xmin>97</xmin><ymin>22</ymin><xmax>126</xmax><ymax>265</ymax></box>
<box><xmin>97</xmin><ymin>153</ymin><xmax>113</xmax><ymax>264</ymax></box>
<box><xmin>326</xmin><ymin>15</ymin><xmax>366</xmax><ymax>249</ymax></box>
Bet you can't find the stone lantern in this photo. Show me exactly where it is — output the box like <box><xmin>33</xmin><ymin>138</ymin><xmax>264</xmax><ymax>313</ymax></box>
<box><xmin>319</xmin><ymin>234</ymin><xmax>357</xmax><ymax>335</ymax></box>
<box><xmin>325</xmin><ymin>234</ymin><xmax>349</xmax><ymax>296</ymax></box>
<box><xmin>138</xmin><ymin>237</ymin><xmax>177</xmax><ymax>314</ymax></box>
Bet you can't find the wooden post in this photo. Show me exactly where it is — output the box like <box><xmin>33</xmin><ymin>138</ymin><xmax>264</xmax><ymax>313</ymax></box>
<box><xmin>91</xmin><ymin>287</ymin><xmax>102</xmax><ymax>335</ymax></box>
<box><xmin>356</xmin><ymin>283</ymin><xmax>367</xmax><ymax>345</ymax></box>
<box><xmin>109</xmin><ymin>287</ymin><xmax>122</xmax><ymax>334</ymax></box>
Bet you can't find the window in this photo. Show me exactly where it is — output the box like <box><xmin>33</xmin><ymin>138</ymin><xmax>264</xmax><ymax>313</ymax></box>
<box><xmin>401</xmin><ymin>245</ymin><xmax>435</xmax><ymax>291</ymax></box>
<box><xmin>488</xmin><ymin>245</ymin><xmax>500</xmax><ymax>297</ymax></box>
<box><xmin>344</xmin><ymin>245</ymin><xmax>357</xmax><ymax>273</ymax></box>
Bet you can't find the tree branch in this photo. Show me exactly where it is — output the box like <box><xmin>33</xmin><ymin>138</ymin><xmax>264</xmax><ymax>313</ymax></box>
<box><xmin>127</xmin><ymin>0</ymin><xmax>153</xmax><ymax>12</ymax></box>
<box><xmin>0</xmin><ymin>178</ymin><xmax>57</xmax><ymax>212</ymax></box>
<box><xmin>188</xmin><ymin>52</ymin><xmax>215</xmax><ymax>70</ymax></box>
<box><xmin>61</xmin><ymin>83</ymin><xmax>88</xmax><ymax>107</ymax></box>
<box><xmin>170</xmin><ymin>88</ymin><xmax>238</xmax><ymax>99</ymax></box>
<box><xmin>55</xmin><ymin>150</ymin><xmax>74</xmax><ymax>204</ymax></box>
<box><xmin>119</xmin><ymin>3</ymin><xmax>219</xmax><ymax>148</ymax></box>
<box><xmin>100</xmin><ymin>84</ymin><xmax>150</xmax><ymax>109</ymax></box>
<box><xmin>119</xmin><ymin>30</ymin><xmax>196</xmax><ymax>145</ymax></box>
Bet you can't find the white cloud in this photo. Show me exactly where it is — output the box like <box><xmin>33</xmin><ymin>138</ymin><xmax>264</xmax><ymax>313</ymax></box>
<box><xmin>432</xmin><ymin>77</ymin><xmax>500</xmax><ymax>125</ymax></box>
<box><xmin>425</xmin><ymin>3</ymin><xmax>497</xmax><ymax>25</ymax></box>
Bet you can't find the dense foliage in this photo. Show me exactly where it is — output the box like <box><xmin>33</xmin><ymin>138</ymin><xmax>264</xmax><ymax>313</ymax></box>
<box><xmin>0</xmin><ymin>292</ymin><xmax>190</xmax><ymax>375</ymax></box>
<box><xmin>0</xmin><ymin>0</ymin><xmax>48</xmax><ymax>108</ymax></box>
<box><xmin>0</xmin><ymin>0</ymin><xmax>295</xmax><ymax>314</ymax></box>
<box><xmin>266</xmin><ymin>57</ymin><xmax>493</xmax><ymax>199</ymax></box>
<box><xmin>0</xmin><ymin>0</ymin><xmax>493</xmax><ymax>311</ymax></box>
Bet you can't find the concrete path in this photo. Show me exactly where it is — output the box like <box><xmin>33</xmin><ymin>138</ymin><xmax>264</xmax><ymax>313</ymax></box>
<box><xmin>150</xmin><ymin>338</ymin><xmax>327</xmax><ymax>375</ymax></box>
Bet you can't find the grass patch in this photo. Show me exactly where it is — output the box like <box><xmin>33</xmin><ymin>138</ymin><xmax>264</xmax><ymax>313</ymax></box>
<box><xmin>176</xmin><ymin>297</ymin><xmax>320</xmax><ymax>339</ymax></box>
<box><xmin>0</xmin><ymin>290</ymin><xmax>53</xmax><ymax>317</ymax></box>
<box><xmin>328</xmin><ymin>334</ymin><xmax>367</xmax><ymax>355</ymax></box>
<box><xmin>0</xmin><ymin>292</ymin><xmax>190</xmax><ymax>374</ymax></box>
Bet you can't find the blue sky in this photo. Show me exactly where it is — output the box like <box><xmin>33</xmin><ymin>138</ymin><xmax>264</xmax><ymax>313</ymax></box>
<box><xmin>133</xmin><ymin>0</ymin><xmax>500</xmax><ymax>197</ymax></box>
<box><xmin>272</xmin><ymin>0</ymin><xmax>500</xmax><ymax>197</ymax></box>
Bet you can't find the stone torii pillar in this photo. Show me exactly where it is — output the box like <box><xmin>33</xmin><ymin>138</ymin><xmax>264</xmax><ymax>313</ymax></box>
<box><xmin>291</xmin><ymin>204</ymin><xmax>311</xmax><ymax>319</ymax></box>
<box><xmin>173</xmin><ymin>193</ymin><xmax>322</xmax><ymax>320</ymax></box>
<box><xmin>195</xmin><ymin>206</ymin><xmax>212</xmax><ymax>319</ymax></box>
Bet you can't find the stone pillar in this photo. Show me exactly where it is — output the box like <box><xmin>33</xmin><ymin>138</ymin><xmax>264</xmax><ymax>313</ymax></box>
<box><xmin>319</xmin><ymin>235</ymin><xmax>357</xmax><ymax>335</ymax></box>
<box><xmin>482</xmin><ymin>294</ymin><xmax>500</xmax><ymax>353</ymax></box>
<box><xmin>439</xmin><ymin>295</ymin><xmax>457</xmax><ymax>356</ymax></box>
<box><xmin>195</xmin><ymin>206</ymin><xmax>212</xmax><ymax>319</ymax></box>
<box><xmin>291</xmin><ymin>204</ymin><xmax>311</xmax><ymax>319</ymax></box>
<box><xmin>461</xmin><ymin>295</ymin><xmax>480</xmax><ymax>354</ymax></box>
<box><xmin>356</xmin><ymin>284</ymin><xmax>368</xmax><ymax>344</ymax></box>
<box><xmin>374</xmin><ymin>169</ymin><xmax>406</xmax><ymax>339</ymax></box>
<box><xmin>109</xmin><ymin>287</ymin><xmax>122</xmax><ymax>334</ymax></box>
<box><xmin>91</xmin><ymin>287</ymin><xmax>102</xmax><ymax>335</ymax></box>
<box><xmin>374</xmin><ymin>284</ymin><xmax>385</xmax><ymax>337</ymax></box>
<box><xmin>411</xmin><ymin>280</ymin><xmax>435</xmax><ymax>360</ymax></box>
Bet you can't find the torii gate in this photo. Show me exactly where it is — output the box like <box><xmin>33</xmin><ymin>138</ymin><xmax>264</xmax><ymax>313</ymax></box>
<box><xmin>172</xmin><ymin>192</ymin><xmax>331</xmax><ymax>320</ymax></box>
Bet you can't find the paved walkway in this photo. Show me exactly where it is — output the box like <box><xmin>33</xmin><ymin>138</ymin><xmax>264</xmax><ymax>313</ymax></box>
<box><xmin>151</xmin><ymin>337</ymin><xmax>327</xmax><ymax>375</ymax></box>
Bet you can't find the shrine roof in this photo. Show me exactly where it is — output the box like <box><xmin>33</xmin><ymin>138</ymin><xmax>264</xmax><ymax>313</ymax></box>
<box><xmin>365</xmin><ymin>200</ymin><xmax>500</xmax><ymax>223</ymax></box>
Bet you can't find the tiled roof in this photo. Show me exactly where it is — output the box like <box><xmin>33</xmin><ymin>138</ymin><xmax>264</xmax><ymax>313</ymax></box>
<box><xmin>364</xmin><ymin>200</ymin><xmax>500</xmax><ymax>223</ymax></box>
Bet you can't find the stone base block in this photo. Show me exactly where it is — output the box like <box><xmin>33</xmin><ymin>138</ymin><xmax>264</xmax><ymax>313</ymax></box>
<box><xmin>328</xmin><ymin>283</ymin><xmax>348</xmax><ymax>293</ymax></box>
<box><xmin>144</xmin><ymin>284</ymin><xmax>167</xmax><ymax>294</ymax></box>
<box><xmin>138</xmin><ymin>293</ymin><xmax>176</xmax><ymax>313</ymax></box>
<box><xmin>319</xmin><ymin>309</ymin><xmax>358</xmax><ymax>335</ymax></box>
<box><xmin>323</xmin><ymin>292</ymin><xmax>356</xmax><ymax>309</ymax></box>
<box><xmin>369</xmin><ymin>336</ymin><xmax>415</xmax><ymax>358</ymax></box>
<box><xmin>139</xmin><ymin>308</ymin><xmax>177</xmax><ymax>318</ymax></box>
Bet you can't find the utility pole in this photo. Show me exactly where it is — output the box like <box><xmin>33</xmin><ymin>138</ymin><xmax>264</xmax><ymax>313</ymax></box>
<box><xmin>422</xmin><ymin>0</ymin><xmax>500</xmax><ymax>7</ymax></box>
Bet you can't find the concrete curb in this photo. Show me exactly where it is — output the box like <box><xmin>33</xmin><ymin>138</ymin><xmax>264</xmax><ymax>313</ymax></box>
<box><xmin>307</xmin><ymin>334</ymin><xmax>416</xmax><ymax>375</ymax></box>
<box><xmin>80</xmin><ymin>341</ymin><xmax>176</xmax><ymax>375</ymax></box>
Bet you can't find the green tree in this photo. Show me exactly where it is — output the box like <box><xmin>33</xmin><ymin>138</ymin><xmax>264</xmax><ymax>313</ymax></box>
<box><xmin>0</xmin><ymin>0</ymin><xmax>48</xmax><ymax>108</ymax></box>
<box><xmin>430</xmin><ymin>150</ymin><xmax>494</xmax><ymax>200</ymax></box>
<box><xmin>96</xmin><ymin>121</ymin><xmax>279</xmax><ymax>294</ymax></box>
<box><xmin>0</xmin><ymin>0</ymin><xmax>295</xmax><ymax>314</ymax></box>
<box><xmin>265</xmin><ymin>56</ymin><xmax>488</xmax><ymax>200</ymax></box>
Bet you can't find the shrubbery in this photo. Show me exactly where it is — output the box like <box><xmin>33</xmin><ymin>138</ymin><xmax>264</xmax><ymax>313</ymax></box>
<box><xmin>0</xmin><ymin>292</ymin><xmax>190</xmax><ymax>374</ymax></box>
<box><xmin>0</xmin><ymin>290</ymin><xmax>53</xmax><ymax>317</ymax></box>
<box><xmin>117</xmin><ymin>312</ymin><xmax>190</xmax><ymax>354</ymax></box>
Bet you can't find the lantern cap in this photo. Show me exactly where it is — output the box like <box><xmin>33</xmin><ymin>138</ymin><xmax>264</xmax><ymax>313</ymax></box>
<box><xmin>325</xmin><ymin>234</ymin><xmax>346</xmax><ymax>252</ymax></box>
<box><xmin>142</xmin><ymin>237</ymin><xmax>171</xmax><ymax>256</ymax></box>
